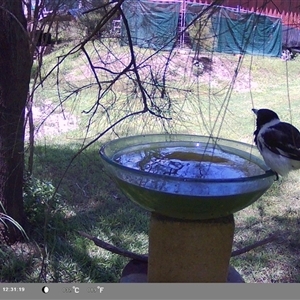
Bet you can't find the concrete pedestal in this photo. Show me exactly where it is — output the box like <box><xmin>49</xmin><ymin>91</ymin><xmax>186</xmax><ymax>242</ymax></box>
<box><xmin>147</xmin><ymin>213</ymin><xmax>235</xmax><ymax>283</ymax></box>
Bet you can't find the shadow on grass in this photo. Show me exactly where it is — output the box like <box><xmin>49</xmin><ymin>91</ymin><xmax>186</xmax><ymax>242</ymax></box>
<box><xmin>2</xmin><ymin>144</ymin><xmax>300</xmax><ymax>283</ymax></box>
<box><xmin>1</xmin><ymin>144</ymin><xmax>150</xmax><ymax>283</ymax></box>
<box><xmin>33</xmin><ymin>143</ymin><xmax>150</xmax><ymax>230</ymax></box>
<box><xmin>232</xmin><ymin>212</ymin><xmax>300</xmax><ymax>283</ymax></box>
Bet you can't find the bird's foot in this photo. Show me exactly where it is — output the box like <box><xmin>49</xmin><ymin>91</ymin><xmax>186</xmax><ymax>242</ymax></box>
<box><xmin>266</xmin><ymin>169</ymin><xmax>279</xmax><ymax>181</ymax></box>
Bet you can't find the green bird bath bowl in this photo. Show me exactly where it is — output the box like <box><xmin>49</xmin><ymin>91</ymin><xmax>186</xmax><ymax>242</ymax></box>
<box><xmin>100</xmin><ymin>134</ymin><xmax>277</xmax><ymax>282</ymax></box>
<box><xmin>99</xmin><ymin>134</ymin><xmax>276</xmax><ymax>220</ymax></box>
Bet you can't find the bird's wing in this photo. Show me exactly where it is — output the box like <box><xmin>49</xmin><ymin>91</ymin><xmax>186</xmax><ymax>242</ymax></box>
<box><xmin>261</xmin><ymin>122</ymin><xmax>300</xmax><ymax>161</ymax></box>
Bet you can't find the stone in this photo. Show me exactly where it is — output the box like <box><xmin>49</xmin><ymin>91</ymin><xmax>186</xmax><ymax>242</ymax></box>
<box><xmin>121</xmin><ymin>259</ymin><xmax>148</xmax><ymax>277</ymax></box>
<box><xmin>120</xmin><ymin>273</ymin><xmax>148</xmax><ymax>283</ymax></box>
<box><xmin>227</xmin><ymin>265</ymin><xmax>245</xmax><ymax>283</ymax></box>
<box><xmin>120</xmin><ymin>260</ymin><xmax>245</xmax><ymax>283</ymax></box>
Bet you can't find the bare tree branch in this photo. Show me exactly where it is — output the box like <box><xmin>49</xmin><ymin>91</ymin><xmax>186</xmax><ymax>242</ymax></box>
<box><xmin>78</xmin><ymin>231</ymin><xmax>148</xmax><ymax>262</ymax></box>
<box><xmin>231</xmin><ymin>234</ymin><xmax>279</xmax><ymax>257</ymax></box>
<box><xmin>78</xmin><ymin>231</ymin><xmax>279</xmax><ymax>262</ymax></box>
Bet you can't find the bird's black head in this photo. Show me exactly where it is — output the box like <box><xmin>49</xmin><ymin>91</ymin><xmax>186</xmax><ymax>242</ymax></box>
<box><xmin>252</xmin><ymin>108</ymin><xmax>280</xmax><ymax>130</ymax></box>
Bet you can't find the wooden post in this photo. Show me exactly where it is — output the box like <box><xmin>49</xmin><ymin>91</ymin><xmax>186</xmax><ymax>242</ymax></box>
<box><xmin>147</xmin><ymin>213</ymin><xmax>235</xmax><ymax>282</ymax></box>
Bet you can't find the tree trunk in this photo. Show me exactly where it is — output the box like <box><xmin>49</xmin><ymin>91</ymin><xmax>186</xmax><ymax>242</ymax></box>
<box><xmin>0</xmin><ymin>1</ymin><xmax>32</xmax><ymax>242</ymax></box>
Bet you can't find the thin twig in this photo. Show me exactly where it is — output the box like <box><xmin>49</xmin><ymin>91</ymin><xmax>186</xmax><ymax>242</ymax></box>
<box><xmin>78</xmin><ymin>231</ymin><xmax>148</xmax><ymax>262</ymax></box>
<box><xmin>231</xmin><ymin>233</ymin><xmax>278</xmax><ymax>257</ymax></box>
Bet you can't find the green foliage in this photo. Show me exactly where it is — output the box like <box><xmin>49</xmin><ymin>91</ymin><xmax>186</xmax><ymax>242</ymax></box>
<box><xmin>12</xmin><ymin>145</ymin><xmax>149</xmax><ymax>283</ymax></box>
<box><xmin>0</xmin><ymin>246</ymin><xmax>34</xmax><ymax>282</ymax></box>
<box><xmin>77</xmin><ymin>0</ymin><xmax>115</xmax><ymax>38</ymax></box>
<box><xmin>23</xmin><ymin>176</ymin><xmax>64</xmax><ymax>232</ymax></box>
<box><xmin>0</xmin><ymin>203</ymin><xmax>28</xmax><ymax>241</ymax></box>
<box><xmin>188</xmin><ymin>17</ymin><xmax>215</xmax><ymax>52</ymax></box>
<box><xmin>78</xmin><ymin>12</ymin><xmax>102</xmax><ymax>37</ymax></box>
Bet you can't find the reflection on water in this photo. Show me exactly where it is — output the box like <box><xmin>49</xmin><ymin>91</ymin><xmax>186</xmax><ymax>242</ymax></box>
<box><xmin>113</xmin><ymin>145</ymin><xmax>263</xmax><ymax>180</ymax></box>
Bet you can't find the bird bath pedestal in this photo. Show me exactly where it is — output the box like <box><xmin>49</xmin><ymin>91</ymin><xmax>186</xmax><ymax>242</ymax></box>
<box><xmin>100</xmin><ymin>134</ymin><xmax>276</xmax><ymax>283</ymax></box>
<box><xmin>148</xmin><ymin>213</ymin><xmax>234</xmax><ymax>282</ymax></box>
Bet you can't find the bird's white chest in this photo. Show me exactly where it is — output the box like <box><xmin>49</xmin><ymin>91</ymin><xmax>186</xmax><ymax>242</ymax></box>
<box><xmin>256</xmin><ymin>132</ymin><xmax>300</xmax><ymax>176</ymax></box>
<box><xmin>256</xmin><ymin>140</ymin><xmax>289</xmax><ymax>176</ymax></box>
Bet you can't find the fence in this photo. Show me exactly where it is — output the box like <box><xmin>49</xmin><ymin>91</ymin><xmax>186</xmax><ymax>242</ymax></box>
<box><xmin>193</xmin><ymin>0</ymin><xmax>300</xmax><ymax>27</ymax></box>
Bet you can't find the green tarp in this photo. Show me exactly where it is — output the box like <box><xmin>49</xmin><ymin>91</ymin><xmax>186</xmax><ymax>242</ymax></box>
<box><xmin>121</xmin><ymin>0</ymin><xmax>181</xmax><ymax>50</ymax></box>
<box><xmin>212</xmin><ymin>8</ymin><xmax>282</xmax><ymax>56</ymax></box>
<box><xmin>121</xmin><ymin>1</ymin><xmax>282</xmax><ymax>57</ymax></box>
<box><xmin>185</xmin><ymin>3</ymin><xmax>282</xmax><ymax>57</ymax></box>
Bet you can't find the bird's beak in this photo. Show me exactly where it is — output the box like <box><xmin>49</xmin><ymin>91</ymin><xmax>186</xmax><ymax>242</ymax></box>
<box><xmin>252</xmin><ymin>108</ymin><xmax>258</xmax><ymax>115</ymax></box>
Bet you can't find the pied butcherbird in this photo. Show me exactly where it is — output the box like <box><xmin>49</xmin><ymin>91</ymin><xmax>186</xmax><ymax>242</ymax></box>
<box><xmin>252</xmin><ymin>108</ymin><xmax>300</xmax><ymax>177</ymax></box>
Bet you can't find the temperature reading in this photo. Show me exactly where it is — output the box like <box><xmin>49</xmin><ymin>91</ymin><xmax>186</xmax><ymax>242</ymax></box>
<box><xmin>87</xmin><ymin>286</ymin><xmax>104</xmax><ymax>293</ymax></box>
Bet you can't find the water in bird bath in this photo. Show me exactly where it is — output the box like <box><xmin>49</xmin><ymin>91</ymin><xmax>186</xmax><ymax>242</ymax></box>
<box><xmin>113</xmin><ymin>144</ymin><xmax>264</xmax><ymax>180</ymax></box>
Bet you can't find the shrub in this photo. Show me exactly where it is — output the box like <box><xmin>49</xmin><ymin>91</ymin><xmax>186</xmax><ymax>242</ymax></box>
<box><xmin>23</xmin><ymin>177</ymin><xmax>64</xmax><ymax>231</ymax></box>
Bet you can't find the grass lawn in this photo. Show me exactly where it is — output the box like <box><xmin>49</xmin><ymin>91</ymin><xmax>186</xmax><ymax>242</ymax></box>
<box><xmin>1</xmin><ymin>38</ymin><xmax>300</xmax><ymax>283</ymax></box>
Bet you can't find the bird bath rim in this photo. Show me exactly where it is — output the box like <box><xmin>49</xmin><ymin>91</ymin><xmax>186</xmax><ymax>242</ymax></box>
<box><xmin>99</xmin><ymin>133</ymin><xmax>277</xmax><ymax>184</ymax></box>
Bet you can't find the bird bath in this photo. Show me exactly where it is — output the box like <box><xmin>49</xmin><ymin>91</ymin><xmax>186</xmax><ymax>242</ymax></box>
<box><xmin>99</xmin><ymin>134</ymin><xmax>276</xmax><ymax>282</ymax></box>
